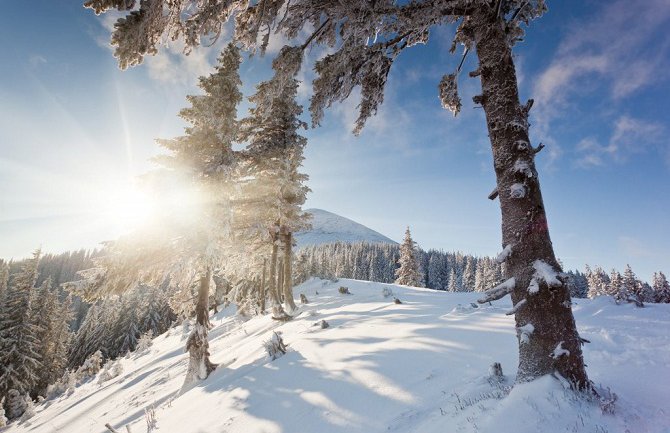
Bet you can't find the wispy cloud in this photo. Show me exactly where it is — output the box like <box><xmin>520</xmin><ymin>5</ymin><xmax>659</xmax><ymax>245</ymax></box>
<box><xmin>532</xmin><ymin>0</ymin><xmax>670</xmax><ymax>167</ymax></box>
<box><xmin>575</xmin><ymin>115</ymin><xmax>664</xmax><ymax>168</ymax></box>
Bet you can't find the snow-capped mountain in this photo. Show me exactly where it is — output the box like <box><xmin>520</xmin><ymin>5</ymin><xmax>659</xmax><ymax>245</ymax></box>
<box><xmin>295</xmin><ymin>208</ymin><xmax>397</xmax><ymax>247</ymax></box>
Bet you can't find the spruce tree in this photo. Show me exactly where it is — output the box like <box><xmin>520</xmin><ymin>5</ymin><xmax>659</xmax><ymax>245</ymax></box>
<box><xmin>395</xmin><ymin>227</ymin><xmax>421</xmax><ymax>286</ymax></box>
<box><xmin>0</xmin><ymin>250</ymin><xmax>42</xmax><ymax>402</ymax></box>
<box><xmin>652</xmin><ymin>272</ymin><xmax>670</xmax><ymax>303</ymax></box>
<box><xmin>238</xmin><ymin>47</ymin><xmax>310</xmax><ymax>315</ymax></box>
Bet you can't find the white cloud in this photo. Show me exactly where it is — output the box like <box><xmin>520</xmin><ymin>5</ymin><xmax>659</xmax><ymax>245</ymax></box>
<box><xmin>575</xmin><ymin>116</ymin><xmax>664</xmax><ymax>168</ymax></box>
<box><xmin>532</xmin><ymin>0</ymin><xmax>670</xmax><ymax>167</ymax></box>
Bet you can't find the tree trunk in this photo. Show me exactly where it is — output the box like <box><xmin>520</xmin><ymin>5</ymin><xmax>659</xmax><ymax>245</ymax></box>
<box><xmin>277</xmin><ymin>261</ymin><xmax>284</xmax><ymax>302</ymax></box>
<box><xmin>183</xmin><ymin>267</ymin><xmax>217</xmax><ymax>386</ymax></box>
<box><xmin>260</xmin><ymin>257</ymin><xmax>267</xmax><ymax>313</ymax></box>
<box><xmin>283</xmin><ymin>231</ymin><xmax>297</xmax><ymax>311</ymax></box>
<box><xmin>471</xmin><ymin>7</ymin><xmax>589</xmax><ymax>389</ymax></box>
<box><xmin>268</xmin><ymin>240</ymin><xmax>288</xmax><ymax>319</ymax></box>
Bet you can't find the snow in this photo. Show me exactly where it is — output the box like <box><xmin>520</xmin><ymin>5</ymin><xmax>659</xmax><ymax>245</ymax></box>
<box><xmin>7</xmin><ymin>279</ymin><xmax>670</xmax><ymax>433</ymax></box>
<box><xmin>495</xmin><ymin>244</ymin><xmax>512</xmax><ymax>264</ymax></box>
<box><xmin>295</xmin><ymin>209</ymin><xmax>397</xmax><ymax>247</ymax></box>
<box><xmin>509</xmin><ymin>183</ymin><xmax>527</xmax><ymax>199</ymax></box>
<box><xmin>517</xmin><ymin>323</ymin><xmax>535</xmax><ymax>344</ymax></box>
<box><xmin>478</xmin><ymin>277</ymin><xmax>516</xmax><ymax>303</ymax></box>
<box><xmin>533</xmin><ymin>260</ymin><xmax>562</xmax><ymax>288</ymax></box>
<box><xmin>551</xmin><ymin>342</ymin><xmax>570</xmax><ymax>359</ymax></box>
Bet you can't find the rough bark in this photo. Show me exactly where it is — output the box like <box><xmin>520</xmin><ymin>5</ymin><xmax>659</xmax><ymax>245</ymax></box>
<box><xmin>471</xmin><ymin>7</ymin><xmax>589</xmax><ymax>389</ymax></box>
<box><xmin>282</xmin><ymin>231</ymin><xmax>297</xmax><ymax>311</ymax></box>
<box><xmin>184</xmin><ymin>267</ymin><xmax>217</xmax><ymax>385</ymax></box>
<box><xmin>260</xmin><ymin>257</ymin><xmax>267</xmax><ymax>313</ymax></box>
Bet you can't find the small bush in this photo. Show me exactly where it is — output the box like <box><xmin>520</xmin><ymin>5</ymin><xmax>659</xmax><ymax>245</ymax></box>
<box><xmin>394</xmin><ymin>298</ymin><xmax>402</xmax><ymax>304</ymax></box>
<box><xmin>339</xmin><ymin>286</ymin><xmax>351</xmax><ymax>295</ymax></box>
<box><xmin>136</xmin><ymin>330</ymin><xmax>154</xmax><ymax>354</ymax></box>
<box><xmin>300</xmin><ymin>293</ymin><xmax>309</xmax><ymax>304</ymax></box>
<box><xmin>313</xmin><ymin>319</ymin><xmax>329</xmax><ymax>329</ymax></box>
<box><xmin>98</xmin><ymin>360</ymin><xmax>124</xmax><ymax>384</ymax></box>
<box><xmin>264</xmin><ymin>331</ymin><xmax>288</xmax><ymax>360</ymax></box>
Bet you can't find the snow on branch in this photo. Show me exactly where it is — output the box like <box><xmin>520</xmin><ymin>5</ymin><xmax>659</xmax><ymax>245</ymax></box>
<box><xmin>517</xmin><ymin>323</ymin><xmax>534</xmax><ymax>344</ymax></box>
<box><xmin>505</xmin><ymin>298</ymin><xmax>527</xmax><ymax>316</ymax></box>
<box><xmin>438</xmin><ymin>73</ymin><xmax>461</xmax><ymax>116</ymax></box>
<box><xmin>509</xmin><ymin>183</ymin><xmax>526</xmax><ymax>199</ymax></box>
<box><xmin>496</xmin><ymin>245</ymin><xmax>513</xmax><ymax>264</ymax></box>
<box><xmin>477</xmin><ymin>277</ymin><xmax>516</xmax><ymax>304</ymax></box>
<box><xmin>551</xmin><ymin>342</ymin><xmax>570</xmax><ymax>359</ymax></box>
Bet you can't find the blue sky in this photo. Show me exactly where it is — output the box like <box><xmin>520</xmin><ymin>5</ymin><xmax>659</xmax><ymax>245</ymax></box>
<box><xmin>0</xmin><ymin>0</ymin><xmax>668</xmax><ymax>281</ymax></box>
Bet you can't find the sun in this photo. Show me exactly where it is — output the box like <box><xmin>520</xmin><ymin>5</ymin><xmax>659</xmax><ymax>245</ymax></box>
<box><xmin>100</xmin><ymin>179</ymin><xmax>155</xmax><ymax>234</ymax></box>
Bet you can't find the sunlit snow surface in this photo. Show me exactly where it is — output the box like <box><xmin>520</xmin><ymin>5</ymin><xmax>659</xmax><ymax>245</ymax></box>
<box><xmin>9</xmin><ymin>279</ymin><xmax>670</xmax><ymax>433</ymax></box>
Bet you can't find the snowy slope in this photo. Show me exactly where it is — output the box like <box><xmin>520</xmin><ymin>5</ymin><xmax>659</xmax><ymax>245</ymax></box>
<box><xmin>295</xmin><ymin>209</ymin><xmax>396</xmax><ymax>247</ymax></box>
<box><xmin>8</xmin><ymin>279</ymin><xmax>670</xmax><ymax>433</ymax></box>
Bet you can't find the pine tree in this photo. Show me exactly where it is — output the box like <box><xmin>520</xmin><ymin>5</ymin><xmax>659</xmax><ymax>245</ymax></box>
<box><xmin>622</xmin><ymin>264</ymin><xmax>638</xmax><ymax>302</ymax></box>
<box><xmin>0</xmin><ymin>250</ymin><xmax>42</xmax><ymax>401</ymax></box>
<box><xmin>447</xmin><ymin>268</ymin><xmax>459</xmax><ymax>292</ymax></box>
<box><xmin>586</xmin><ymin>265</ymin><xmax>610</xmax><ymax>299</ymax></box>
<box><xmin>237</xmin><ymin>46</ymin><xmax>310</xmax><ymax>315</ymax></box>
<box><xmin>609</xmin><ymin>270</ymin><xmax>624</xmax><ymax>301</ymax></box>
<box><xmin>652</xmin><ymin>272</ymin><xmax>670</xmax><ymax>303</ymax></box>
<box><xmin>395</xmin><ymin>227</ymin><xmax>421</xmax><ymax>286</ymax></box>
<box><xmin>462</xmin><ymin>257</ymin><xmax>476</xmax><ymax>291</ymax></box>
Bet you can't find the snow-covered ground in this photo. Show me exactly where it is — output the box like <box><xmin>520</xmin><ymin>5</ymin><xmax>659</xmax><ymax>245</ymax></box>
<box><xmin>295</xmin><ymin>209</ymin><xmax>397</xmax><ymax>247</ymax></box>
<box><xmin>8</xmin><ymin>278</ymin><xmax>670</xmax><ymax>433</ymax></box>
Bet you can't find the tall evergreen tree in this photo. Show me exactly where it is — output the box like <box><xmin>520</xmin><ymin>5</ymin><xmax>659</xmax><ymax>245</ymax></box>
<box><xmin>395</xmin><ymin>227</ymin><xmax>421</xmax><ymax>287</ymax></box>
<box><xmin>67</xmin><ymin>44</ymin><xmax>244</xmax><ymax>386</ymax></box>
<box><xmin>0</xmin><ymin>250</ymin><xmax>42</xmax><ymax>401</ymax></box>
<box><xmin>652</xmin><ymin>272</ymin><xmax>670</xmax><ymax>303</ymax></box>
<box><xmin>237</xmin><ymin>47</ymin><xmax>310</xmax><ymax>315</ymax></box>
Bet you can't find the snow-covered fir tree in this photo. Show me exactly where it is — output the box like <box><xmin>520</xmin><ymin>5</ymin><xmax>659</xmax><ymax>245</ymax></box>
<box><xmin>609</xmin><ymin>269</ymin><xmax>624</xmax><ymax>301</ymax></box>
<box><xmin>586</xmin><ymin>265</ymin><xmax>610</xmax><ymax>299</ymax></box>
<box><xmin>236</xmin><ymin>46</ymin><xmax>310</xmax><ymax>316</ymax></box>
<box><xmin>395</xmin><ymin>227</ymin><xmax>421</xmax><ymax>287</ymax></box>
<box><xmin>66</xmin><ymin>44</ymin><xmax>244</xmax><ymax>386</ymax></box>
<box><xmin>652</xmin><ymin>271</ymin><xmax>670</xmax><ymax>303</ymax></box>
<box><xmin>0</xmin><ymin>250</ymin><xmax>42</xmax><ymax>403</ymax></box>
<box><xmin>447</xmin><ymin>268</ymin><xmax>459</xmax><ymax>292</ymax></box>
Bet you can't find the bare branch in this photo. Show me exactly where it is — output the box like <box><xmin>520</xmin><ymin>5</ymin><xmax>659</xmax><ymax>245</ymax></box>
<box><xmin>488</xmin><ymin>187</ymin><xmax>499</xmax><ymax>200</ymax></box>
<box><xmin>505</xmin><ymin>298</ymin><xmax>527</xmax><ymax>315</ymax></box>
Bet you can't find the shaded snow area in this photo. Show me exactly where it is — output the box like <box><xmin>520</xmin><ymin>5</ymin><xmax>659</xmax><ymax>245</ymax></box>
<box><xmin>9</xmin><ymin>279</ymin><xmax>670</xmax><ymax>433</ymax></box>
<box><xmin>295</xmin><ymin>209</ymin><xmax>397</xmax><ymax>247</ymax></box>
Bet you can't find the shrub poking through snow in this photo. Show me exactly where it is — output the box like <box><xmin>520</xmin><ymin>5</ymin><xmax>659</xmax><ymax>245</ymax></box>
<box><xmin>339</xmin><ymin>286</ymin><xmax>351</xmax><ymax>295</ymax></box>
<box><xmin>145</xmin><ymin>404</ymin><xmax>157</xmax><ymax>432</ymax></box>
<box><xmin>19</xmin><ymin>394</ymin><xmax>35</xmax><ymax>422</ymax></box>
<box><xmin>136</xmin><ymin>330</ymin><xmax>154</xmax><ymax>354</ymax></box>
<box><xmin>98</xmin><ymin>360</ymin><xmax>124</xmax><ymax>384</ymax></box>
<box><xmin>300</xmin><ymin>293</ymin><xmax>309</xmax><ymax>304</ymax></box>
<box><xmin>264</xmin><ymin>332</ymin><xmax>287</xmax><ymax>360</ymax></box>
<box><xmin>313</xmin><ymin>319</ymin><xmax>329</xmax><ymax>329</ymax></box>
<box><xmin>381</xmin><ymin>287</ymin><xmax>394</xmax><ymax>298</ymax></box>
<box><xmin>76</xmin><ymin>350</ymin><xmax>103</xmax><ymax>382</ymax></box>
<box><xmin>394</xmin><ymin>298</ymin><xmax>402</xmax><ymax>304</ymax></box>
<box><xmin>489</xmin><ymin>362</ymin><xmax>503</xmax><ymax>379</ymax></box>
<box><xmin>5</xmin><ymin>389</ymin><xmax>25</xmax><ymax>420</ymax></box>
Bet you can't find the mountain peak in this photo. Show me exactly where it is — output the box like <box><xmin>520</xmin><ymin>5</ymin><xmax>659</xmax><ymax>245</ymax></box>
<box><xmin>295</xmin><ymin>208</ymin><xmax>396</xmax><ymax>247</ymax></box>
